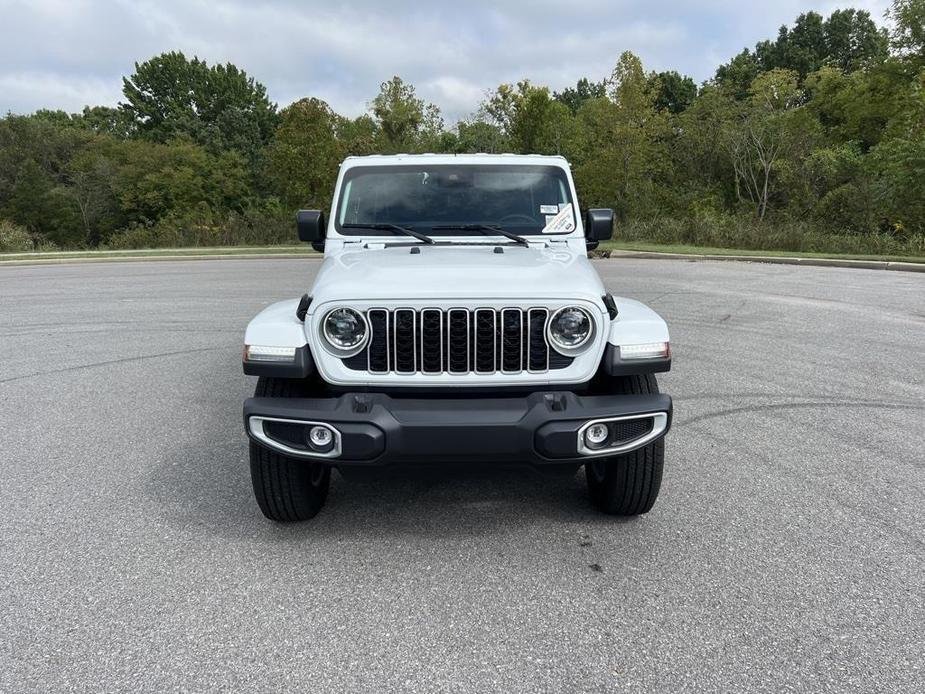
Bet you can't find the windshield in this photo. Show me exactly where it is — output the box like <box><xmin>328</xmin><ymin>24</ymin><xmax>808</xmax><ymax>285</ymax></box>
<box><xmin>334</xmin><ymin>164</ymin><xmax>577</xmax><ymax>236</ymax></box>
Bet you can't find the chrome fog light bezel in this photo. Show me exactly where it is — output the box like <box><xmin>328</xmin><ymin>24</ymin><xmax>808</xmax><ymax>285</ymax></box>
<box><xmin>320</xmin><ymin>307</ymin><xmax>369</xmax><ymax>357</ymax></box>
<box><xmin>248</xmin><ymin>416</ymin><xmax>342</xmax><ymax>459</ymax></box>
<box><xmin>546</xmin><ymin>305</ymin><xmax>595</xmax><ymax>355</ymax></box>
<box><xmin>576</xmin><ymin>413</ymin><xmax>669</xmax><ymax>457</ymax></box>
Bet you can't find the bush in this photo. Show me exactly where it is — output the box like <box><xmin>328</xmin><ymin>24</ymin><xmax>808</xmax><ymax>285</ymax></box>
<box><xmin>105</xmin><ymin>201</ymin><xmax>295</xmax><ymax>249</ymax></box>
<box><xmin>813</xmin><ymin>184</ymin><xmax>877</xmax><ymax>235</ymax></box>
<box><xmin>0</xmin><ymin>220</ymin><xmax>34</xmax><ymax>252</ymax></box>
<box><xmin>614</xmin><ymin>212</ymin><xmax>925</xmax><ymax>257</ymax></box>
<box><xmin>219</xmin><ymin>203</ymin><xmax>296</xmax><ymax>246</ymax></box>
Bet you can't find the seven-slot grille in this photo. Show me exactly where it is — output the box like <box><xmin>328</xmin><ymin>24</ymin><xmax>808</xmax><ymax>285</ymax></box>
<box><xmin>345</xmin><ymin>307</ymin><xmax>574</xmax><ymax>375</ymax></box>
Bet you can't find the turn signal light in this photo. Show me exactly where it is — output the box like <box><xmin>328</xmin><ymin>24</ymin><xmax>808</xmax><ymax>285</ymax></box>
<box><xmin>244</xmin><ymin>345</ymin><xmax>297</xmax><ymax>363</ymax></box>
<box><xmin>620</xmin><ymin>342</ymin><xmax>670</xmax><ymax>360</ymax></box>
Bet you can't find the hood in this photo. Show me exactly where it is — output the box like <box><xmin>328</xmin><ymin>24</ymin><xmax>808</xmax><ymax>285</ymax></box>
<box><xmin>309</xmin><ymin>244</ymin><xmax>606</xmax><ymax>305</ymax></box>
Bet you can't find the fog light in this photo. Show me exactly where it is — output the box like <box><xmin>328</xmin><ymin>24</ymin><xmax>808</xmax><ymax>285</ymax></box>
<box><xmin>307</xmin><ymin>425</ymin><xmax>334</xmax><ymax>452</ymax></box>
<box><xmin>584</xmin><ymin>423</ymin><xmax>610</xmax><ymax>448</ymax></box>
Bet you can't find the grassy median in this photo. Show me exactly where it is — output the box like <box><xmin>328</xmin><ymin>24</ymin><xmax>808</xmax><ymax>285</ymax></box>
<box><xmin>2</xmin><ymin>242</ymin><xmax>924</xmax><ymax>265</ymax></box>
<box><xmin>599</xmin><ymin>241</ymin><xmax>925</xmax><ymax>264</ymax></box>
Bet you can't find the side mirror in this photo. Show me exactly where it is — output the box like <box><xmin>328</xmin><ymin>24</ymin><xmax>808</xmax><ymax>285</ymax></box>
<box><xmin>584</xmin><ymin>209</ymin><xmax>614</xmax><ymax>251</ymax></box>
<box><xmin>297</xmin><ymin>210</ymin><xmax>326</xmax><ymax>252</ymax></box>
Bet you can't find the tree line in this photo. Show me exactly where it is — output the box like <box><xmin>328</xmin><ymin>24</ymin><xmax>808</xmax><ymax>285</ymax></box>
<box><xmin>1</xmin><ymin>1</ymin><xmax>923</xmax><ymax>256</ymax></box>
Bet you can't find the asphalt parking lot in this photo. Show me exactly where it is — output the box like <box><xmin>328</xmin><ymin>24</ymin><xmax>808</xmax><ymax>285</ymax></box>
<box><xmin>1</xmin><ymin>257</ymin><xmax>923</xmax><ymax>693</ymax></box>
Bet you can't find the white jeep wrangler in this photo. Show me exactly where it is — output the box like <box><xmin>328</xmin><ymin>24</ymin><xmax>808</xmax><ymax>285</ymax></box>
<box><xmin>243</xmin><ymin>154</ymin><xmax>672</xmax><ymax>522</ymax></box>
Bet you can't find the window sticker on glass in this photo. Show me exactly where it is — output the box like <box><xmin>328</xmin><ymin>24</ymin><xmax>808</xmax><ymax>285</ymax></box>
<box><xmin>542</xmin><ymin>203</ymin><xmax>575</xmax><ymax>233</ymax></box>
<box><xmin>540</xmin><ymin>204</ymin><xmax>559</xmax><ymax>214</ymax></box>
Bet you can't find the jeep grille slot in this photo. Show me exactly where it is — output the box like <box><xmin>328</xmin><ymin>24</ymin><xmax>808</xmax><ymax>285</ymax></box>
<box><xmin>393</xmin><ymin>309</ymin><xmax>416</xmax><ymax>373</ymax></box>
<box><xmin>367</xmin><ymin>309</ymin><xmax>390</xmax><ymax>372</ymax></box>
<box><xmin>420</xmin><ymin>309</ymin><xmax>443</xmax><ymax>373</ymax></box>
<box><xmin>352</xmin><ymin>307</ymin><xmax>570</xmax><ymax>375</ymax></box>
<box><xmin>501</xmin><ymin>309</ymin><xmax>522</xmax><ymax>372</ymax></box>
<box><xmin>474</xmin><ymin>309</ymin><xmax>496</xmax><ymax>374</ymax></box>
<box><xmin>528</xmin><ymin>308</ymin><xmax>548</xmax><ymax>371</ymax></box>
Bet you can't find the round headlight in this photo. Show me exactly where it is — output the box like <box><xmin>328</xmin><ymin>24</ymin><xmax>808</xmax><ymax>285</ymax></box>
<box><xmin>547</xmin><ymin>306</ymin><xmax>593</xmax><ymax>352</ymax></box>
<box><xmin>322</xmin><ymin>307</ymin><xmax>368</xmax><ymax>352</ymax></box>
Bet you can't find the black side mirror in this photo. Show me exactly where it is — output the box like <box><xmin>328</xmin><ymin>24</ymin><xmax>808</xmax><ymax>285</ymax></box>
<box><xmin>584</xmin><ymin>209</ymin><xmax>614</xmax><ymax>251</ymax></box>
<box><xmin>297</xmin><ymin>210</ymin><xmax>326</xmax><ymax>252</ymax></box>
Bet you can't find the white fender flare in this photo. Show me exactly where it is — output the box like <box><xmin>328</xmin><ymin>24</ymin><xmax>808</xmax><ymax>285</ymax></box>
<box><xmin>603</xmin><ymin>297</ymin><xmax>671</xmax><ymax>375</ymax></box>
<box><xmin>242</xmin><ymin>299</ymin><xmax>312</xmax><ymax>378</ymax></box>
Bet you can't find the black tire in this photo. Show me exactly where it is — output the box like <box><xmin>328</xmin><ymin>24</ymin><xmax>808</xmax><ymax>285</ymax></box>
<box><xmin>585</xmin><ymin>374</ymin><xmax>665</xmax><ymax>516</ymax></box>
<box><xmin>249</xmin><ymin>377</ymin><xmax>331</xmax><ymax>522</ymax></box>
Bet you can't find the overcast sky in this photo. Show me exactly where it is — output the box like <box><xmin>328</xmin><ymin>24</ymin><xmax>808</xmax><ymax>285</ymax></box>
<box><xmin>0</xmin><ymin>0</ymin><xmax>892</xmax><ymax>122</ymax></box>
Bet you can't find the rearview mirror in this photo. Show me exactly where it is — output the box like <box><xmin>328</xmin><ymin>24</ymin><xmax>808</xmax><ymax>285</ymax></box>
<box><xmin>297</xmin><ymin>210</ymin><xmax>326</xmax><ymax>252</ymax></box>
<box><xmin>584</xmin><ymin>209</ymin><xmax>614</xmax><ymax>251</ymax></box>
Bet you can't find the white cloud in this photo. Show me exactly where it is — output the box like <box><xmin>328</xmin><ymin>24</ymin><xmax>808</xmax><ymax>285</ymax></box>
<box><xmin>422</xmin><ymin>77</ymin><xmax>488</xmax><ymax>121</ymax></box>
<box><xmin>0</xmin><ymin>71</ymin><xmax>122</xmax><ymax>115</ymax></box>
<box><xmin>0</xmin><ymin>0</ymin><xmax>898</xmax><ymax>119</ymax></box>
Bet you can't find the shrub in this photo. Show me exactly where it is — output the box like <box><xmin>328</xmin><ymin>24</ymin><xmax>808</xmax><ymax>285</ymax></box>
<box><xmin>219</xmin><ymin>202</ymin><xmax>295</xmax><ymax>246</ymax></box>
<box><xmin>105</xmin><ymin>201</ymin><xmax>295</xmax><ymax>249</ymax></box>
<box><xmin>0</xmin><ymin>220</ymin><xmax>34</xmax><ymax>252</ymax></box>
<box><xmin>614</xmin><ymin>213</ymin><xmax>925</xmax><ymax>257</ymax></box>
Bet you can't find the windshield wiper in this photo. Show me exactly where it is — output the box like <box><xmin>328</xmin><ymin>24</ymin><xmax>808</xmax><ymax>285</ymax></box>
<box><xmin>430</xmin><ymin>224</ymin><xmax>530</xmax><ymax>247</ymax></box>
<box><xmin>341</xmin><ymin>222</ymin><xmax>435</xmax><ymax>245</ymax></box>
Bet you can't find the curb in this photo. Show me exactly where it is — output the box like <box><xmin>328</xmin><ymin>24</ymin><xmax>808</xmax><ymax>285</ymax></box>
<box><xmin>1</xmin><ymin>249</ymin><xmax>923</xmax><ymax>273</ymax></box>
<box><xmin>0</xmin><ymin>252</ymin><xmax>321</xmax><ymax>267</ymax></box>
<box><xmin>601</xmin><ymin>250</ymin><xmax>925</xmax><ymax>273</ymax></box>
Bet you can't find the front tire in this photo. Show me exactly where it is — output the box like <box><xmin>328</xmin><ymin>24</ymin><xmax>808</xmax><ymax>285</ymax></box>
<box><xmin>249</xmin><ymin>377</ymin><xmax>331</xmax><ymax>522</ymax></box>
<box><xmin>585</xmin><ymin>374</ymin><xmax>665</xmax><ymax>515</ymax></box>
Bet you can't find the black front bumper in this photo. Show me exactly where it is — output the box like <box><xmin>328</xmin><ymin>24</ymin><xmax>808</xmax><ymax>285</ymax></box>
<box><xmin>244</xmin><ymin>390</ymin><xmax>672</xmax><ymax>466</ymax></box>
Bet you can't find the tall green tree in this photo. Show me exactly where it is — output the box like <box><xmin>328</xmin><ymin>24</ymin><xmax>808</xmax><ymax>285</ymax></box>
<box><xmin>715</xmin><ymin>50</ymin><xmax>760</xmax><ymax>99</ymax></box>
<box><xmin>669</xmin><ymin>85</ymin><xmax>738</xmax><ymax>206</ymax></box>
<box><xmin>335</xmin><ymin>114</ymin><xmax>380</xmax><ymax>156</ymax></box>
<box><xmin>77</xmin><ymin>106</ymin><xmax>135</xmax><ymax>139</ymax></box>
<box><xmin>120</xmin><ymin>51</ymin><xmax>277</xmax><ymax>165</ymax></box>
<box><xmin>481</xmin><ymin>81</ymin><xmax>576</xmax><ymax>154</ymax></box>
<box><xmin>719</xmin><ymin>8</ymin><xmax>888</xmax><ymax>90</ymax></box>
<box><xmin>262</xmin><ymin>98</ymin><xmax>344</xmax><ymax>210</ymax></box>
<box><xmin>649</xmin><ymin>71</ymin><xmax>697</xmax><ymax>113</ymax></box>
<box><xmin>370</xmin><ymin>76</ymin><xmax>443</xmax><ymax>152</ymax></box>
<box><xmin>110</xmin><ymin>140</ymin><xmax>249</xmax><ymax>225</ymax></box>
<box><xmin>724</xmin><ymin>69</ymin><xmax>816</xmax><ymax>219</ymax></box>
<box><xmin>573</xmin><ymin>52</ymin><xmax>668</xmax><ymax>220</ymax></box>
<box><xmin>804</xmin><ymin>63</ymin><xmax>909</xmax><ymax>150</ymax></box>
<box><xmin>66</xmin><ymin>146</ymin><xmax>120</xmax><ymax>246</ymax></box>
<box><xmin>756</xmin><ymin>12</ymin><xmax>827</xmax><ymax>77</ymax></box>
<box><xmin>823</xmin><ymin>9</ymin><xmax>889</xmax><ymax>72</ymax></box>
<box><xmin>0</xmin><ymin>115</ymin><xmax>88</xmax><ymax>245</ymax></box>
<box><xmin>889</xmin><ymin>0</ymin><xmax>925</xmax><ymax>59</ymax></box>
<box><xmin>554</xmin><ymin>78</ymin><xmax>607</xmax><ymax>114</ymax></box>
<box><xmin>455</xmin><ymin>119</ymin><xmax>507</xmax><ymax>153</ymax></box>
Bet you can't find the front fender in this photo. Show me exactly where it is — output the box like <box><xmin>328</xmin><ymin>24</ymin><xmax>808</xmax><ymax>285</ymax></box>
<box><xmin>603</xmin><ymin>297</ymin><xmax>671</xmax><ymax>375</ymax></box>
<box><xmin>243</xmin><ymin>299</ymin><xmax>314</xmax><ymax>378</ymax></box>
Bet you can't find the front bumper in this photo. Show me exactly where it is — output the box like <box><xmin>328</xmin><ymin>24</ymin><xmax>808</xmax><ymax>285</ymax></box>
<box><xmin>244</xmin><ymin>391</ymin><xmax>672</xmax><ymax>466</ymax></box>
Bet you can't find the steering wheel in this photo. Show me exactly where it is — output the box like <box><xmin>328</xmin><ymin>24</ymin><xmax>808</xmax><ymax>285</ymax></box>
<box><xmin>497</xmin><ymin>213</ymin><xmax>536</xmax><ymax>225</ymax></box>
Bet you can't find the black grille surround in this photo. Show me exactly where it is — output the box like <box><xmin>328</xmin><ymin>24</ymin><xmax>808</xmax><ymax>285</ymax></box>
<box><xmin>342</xmin><ymin>307</ymin><xmax>576</xmax><ymax>375</ymax></box>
